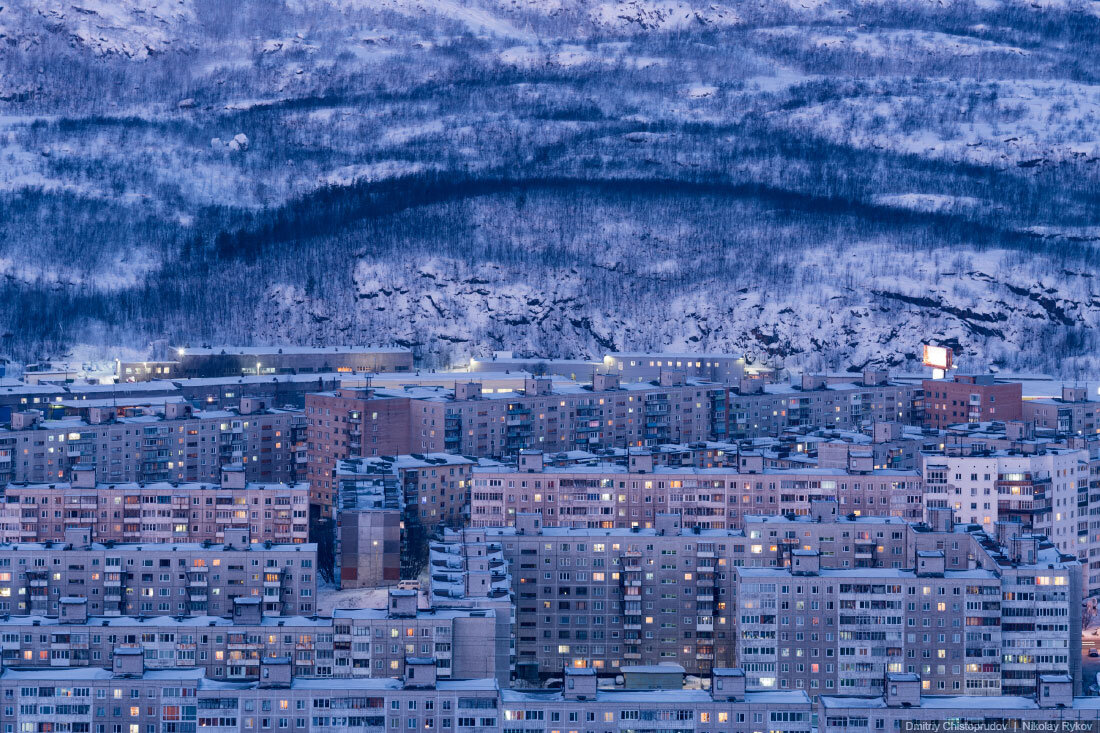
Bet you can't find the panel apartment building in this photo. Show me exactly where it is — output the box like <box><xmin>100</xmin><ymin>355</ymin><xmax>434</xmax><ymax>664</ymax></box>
<box><xmin>464</xmin><ymin>505</ymin><xmax>917</xmax><ymax>678</ymax></box>
<box><xmin>728</xmin><ymin>372</ymin><xmax>922</xmax><ymax>439</ymax></box>
<box><xmin>469</xmin><ymin>448</ymin><xmax>923</xmax><ymax>530</ymax></box>
<box><xmin>0</xmin><ymin>528</ymin><xmax>318</xmax><ymax>617</ymax></box>
<box><xmin>736</xmin><ymin>524</ymin><xmax>1081</xmax><ymax>701</ymax></box>
<box><xmin>304</xmin><ymin>374</ymin><xmax>730</xmax><ymax>507</ymax></box>
<box><xmin>333</xmin><ymin>458</ymin><xmax>405</xmax><ymax>588</ymax></box>
<box><xmin>0</xmin><ymin>589</ymin><xmax>504</xmax><ymax>685</ymax></box>
<box><xmin>480</xmin><ymin>513</ymin><xmax>741</xmax><ymax>678</ymax></box>
<box><xmin>919</xmin><ymin>446</ymin><xmax>1088</xmax><ymax>566</ymax></box>
<box><xmin>0</xmin><ymin>465</ymin><xmax>310</xmax><ymax>546</ymax></box>
<box><xmin>0</xmin><ymin>398</ymin><xmax>305</xmax><ymax>487</ymax></box>
<box><xmin>0</xmin><ymin>658</ymin><xmax>815</xmax><ymax>733</ymax></box>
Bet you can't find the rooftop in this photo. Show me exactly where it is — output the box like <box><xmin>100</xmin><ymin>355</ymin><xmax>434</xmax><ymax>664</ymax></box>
<box><xmin>177</xmin><ymin>346</ymin><xmax>411</xmax><ymax>356</ymax></box>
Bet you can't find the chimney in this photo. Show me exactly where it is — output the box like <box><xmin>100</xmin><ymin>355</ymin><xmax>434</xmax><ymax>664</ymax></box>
<box><xmin>791</xmin><ymin>550</ymin><xmax>820</xmax><ymax>576</ymax></box>
<box><xmin>59</xmin><ymin>597</ymin><xmax>88</xmax><ymax>624</ymax></box>
<box><xmin>404</xmin><ymin>657</ymin><xmax>438</xmax><ymax>689</ymax></box>
<box><xmin>389</xmin><ymin>589</ymin><xmax>418</xmax><ymax>618</ymax></box>
<box><xmin>259</xmin><ymin>657</ymin><xmax>293</xmax><ymax>688</ymax></box>
<box><xmin>220</xmin><ymin>463</ymin><xmax>247</xmax><ymax>489</ymax></box>
<box><xmin>711</xmin><ymin>668</ymin><xmax>746</xmax><ymax>702</ymax></box>
<box><xmin>592</xmin><ymin>373</ymin><xmax>620</xmax><ymax>392</ymax></box>
<box><xmin>517</xmin><ymin>450</ymin><xmax>544</xmax><ymax>473</ymax></box>
<box><xmin>628</xmin><ymin>448</ymin><xmax>654</xmax><ymax>474</ymax></box>
<box><xmin>885</xmin><ymin>672</ymin><xmax>921</xmax><ymax>707</ymax></box>
<box><xmin>562</xmin><ymin>668</ymin><xmax>597</xmax><ymax>700</ymax></box>
<box><xmin>71</xmin><ymin>465</ymin><xmax>97</xmax><ymax>489</ymax></box>
<box><xmin>112</xmin><ymin>647</ymin><xmax>145</xmax><ymax>677</ymax></box>
<box><xmin>232</xmin><ymin>597</ymin><xmax>263</xmax><ymax>624</ymax></box>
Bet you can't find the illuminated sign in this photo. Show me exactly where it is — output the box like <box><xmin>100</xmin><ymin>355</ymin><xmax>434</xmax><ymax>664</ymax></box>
<box><xmin>922</xmin><ymin>345</ymin><xmax>952</xmax><ymax>371</ymax></box>
<box><xmin>923</xmin><ymin>345</ymin><xmax>953</xmax><ymax>379</ymax></box>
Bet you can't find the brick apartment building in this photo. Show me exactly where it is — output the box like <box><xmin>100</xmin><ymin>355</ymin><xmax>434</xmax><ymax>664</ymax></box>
<box><xmin>922</xmin><ymin>373</ymin><xmax>1023</xmax><ymax>429</ymax></box>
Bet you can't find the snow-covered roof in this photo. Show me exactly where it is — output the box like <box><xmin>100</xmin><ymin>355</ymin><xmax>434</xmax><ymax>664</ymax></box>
<box><xmin>177</xmin><ymin>346</ymin><xmax>410</xmax><ymax>356</ymax></box>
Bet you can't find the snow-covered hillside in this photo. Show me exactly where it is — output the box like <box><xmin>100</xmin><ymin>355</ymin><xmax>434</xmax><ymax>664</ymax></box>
<box><xmin>0</xmin><ymin>0</ymin><xmax>1097</xmax><ymax>373</ymax></box>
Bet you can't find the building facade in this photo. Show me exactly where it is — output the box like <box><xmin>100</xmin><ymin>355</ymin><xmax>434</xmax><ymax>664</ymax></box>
<box><xmin>0</xmin><ymin>399</ymin><xmax>304</xmax><ymax>487</ymax></box>
<box><xmin>923</xmin><ymin>373</ymin><xmax>1023</xmax><ymax>429</ymax></box>
<box><xmin>0</xmin><ymin>466</ymin><xmax>310</xmax><ymax>546</ymax></box>
<box><xmin>0</xmin><ymin>530</ymin><xmax>318</xmax><ymax>617</ymax></box>
<box><xmin>735</xmin><ymin>526</ymin><xmax>1080</xmax><ymax>701</ymax></box>
<box><xmin>469</xmin><ymin>450</ymin><xmax>923</xmax><ymax>530</ymax></box>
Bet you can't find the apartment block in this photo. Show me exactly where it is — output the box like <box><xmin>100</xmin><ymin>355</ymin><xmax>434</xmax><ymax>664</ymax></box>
<box><xmin>439</xmin><ymin>373</ymin><xmax>731</xmax><ymax>455</ymax></box>
<box><xmin>477</xmin><ymin>513</ymin><xmax>740</xmax><ymax>677</ymax></box>
<box><xmin>735</xmin><ymin>525</ymin><xmax>1080</xmax><ymax>701</ymax></box>
<box><xmin>333</xmin><ymin>459</ymin><xmax>404</xmax><ymax>589</ymax></box>
<box><xmin>919</xmin><ymin>447</ymin><xmax>1087</xmax><ymax>554</ymax></box>
<box><xmin>741</xmin><ymin>503</ymin><xmax>922</xmax><ymax>570</ymax></box>
<box><xmin>728</xmin><ymin>372</ymin><xmax>921</xmax><ymax>439</ymax></box>
<box><xmin>0</xmin><ymin>659</ymin><xmax>815</xmax><ymax>733</ymax></box>
<box><xmin>923</xmin><ymin>373</ymin><xmax>1023</xmax><ymax>429</ymax></box>
<box><xmin>819</xmin><ymin>672</ymin><xmax>1100</xmax><ymax>733</ymax></box>
<box><xmin>0</xmin><ymin>398</ymin><xmax>304</xmax><ymax>486</ymax></box>
<box><xmin>0</xmin><ymin>528</ymin><xmax>318</xmax><ymax>617</ymax></box>
<box><xmin>0</xmin><ymin>466</ymin><xmax>310</xmax><ymax>546</ymax></box>
<box><xmin>0</xmin><ymin>589</ymin><xmax>503</xmax><ymax>684</ymax></box>
<box><xmin>332</xmin><ymin>590</ymin><xmax>503</xmax><ymax>684</ymax></box>
<box><xmin>469</xmin><ymin>449</ymin><xmax>923</xmax><ymax>530</ymax></box>
<box><xmin>428</xmin><ymin>528</ymin><xmax>515</xmax><ymax>683</ymax></box>
<box><xmin>304</xmin><ymin>388</ymin><xmax>418</xmax><ymax>508</ymax></box>
<box><xmin>1024</xmin><ymin>384</ymin><xmax>1100</xmax><ymax>435</ymax></box>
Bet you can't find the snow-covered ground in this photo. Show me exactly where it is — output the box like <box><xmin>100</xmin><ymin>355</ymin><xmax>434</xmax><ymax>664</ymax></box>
<box><xmin>316</xmin><ymin>584</ymin><xmax>430</xmax><ymax>615</ymax></box>
<box><xmin>1</xmin><ymin>0</ymin><xmax>1098</xmax><ymax>371</ymax></box>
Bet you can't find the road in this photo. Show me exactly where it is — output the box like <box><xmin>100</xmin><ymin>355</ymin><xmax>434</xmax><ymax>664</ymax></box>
<box><xmin>1082</xmin><ymin>628</ymin><xmax>1100</xmax><ymax>691</ymax></box>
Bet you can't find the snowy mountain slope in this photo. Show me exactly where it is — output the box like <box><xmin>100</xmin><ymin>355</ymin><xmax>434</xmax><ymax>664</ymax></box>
<box><xmin>0</xmin><ymin>0</ymin><xmax>1097</xmax><ymax>373</ymax></box>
